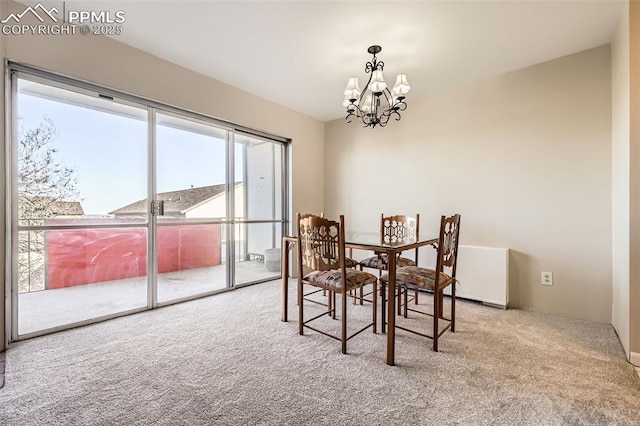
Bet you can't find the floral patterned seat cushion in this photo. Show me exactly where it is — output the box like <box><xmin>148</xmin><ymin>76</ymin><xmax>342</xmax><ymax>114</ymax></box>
<box><xmin>358</xmin><ymin>254</ymin><xmax>416</xmax><ymax>270</ymax></box>
<box><xmin>303</xmin><ymin>268</ymin><xmax>377</xmax><ymax>291</ymax></box>
<box><xmin>380</xmin><ymin>266</ymin><xmax>453</xmax><ymax>291</ymax></box>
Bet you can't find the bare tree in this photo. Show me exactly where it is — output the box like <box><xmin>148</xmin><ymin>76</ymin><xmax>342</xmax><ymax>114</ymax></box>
<box><xmin>17</xmin><ymin>116</ymin><xmax>79</xmax><ymax>292</ymax></box>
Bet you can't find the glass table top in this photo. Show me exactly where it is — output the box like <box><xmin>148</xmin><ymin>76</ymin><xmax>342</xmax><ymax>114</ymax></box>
<box><xmin>344</xmin><ymin>231</ymin><xmax>436</xmax><ymax>250</ymax></box>
<box><xmin>284</xmin><ymin>231</ymin><xmax>437</xmax><ymax>251</ymax></box>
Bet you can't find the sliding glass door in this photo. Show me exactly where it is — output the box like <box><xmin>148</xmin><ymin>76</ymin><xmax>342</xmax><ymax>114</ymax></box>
<box><xmin>154</xmin><ymin>112</ymin><xmax>230</xmax><ymax>304</ymax></box>
<box><xmin>233</xmin><ymin>133</ymin><xmax>285</xmax><ymax>286</ymax></box>
<box><xmin>8</xmin><ymin>66</ymin><xmax>290</xmax><ymax>341</ymax></box>
<box><xmin>13</xmin><ymin>76</ymin><xmax>149</xmax><ymax>336</ymax></box>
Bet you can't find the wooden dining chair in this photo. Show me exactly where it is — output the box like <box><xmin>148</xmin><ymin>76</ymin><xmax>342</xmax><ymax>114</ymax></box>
<box><xmin>380</xmin><ymin>214</ymin><xmax>461</xmax><ymax>352</ymax></box>
<box><xmin>297</xmin><ymin>213</ymin><xmax>378</xmax><ymax>354</ymax></box>
<box><xmin>316</xmin><ymin>212</ymin><xmax>358</xmax><ymax>305</ymax></box>
<box><xmin>359</xmin><ymin>214</ymin><xmax>419</xmax><ymax>271</ymax></box>
<box><xmin>319</xmin><ymin>212</ymin><xmax>358</xmax><ymax>269</ymax></box>
<box><xmin>357</xmin><ymin>214</ymin><xmax>420</xmax><ymax>317</ymax></box>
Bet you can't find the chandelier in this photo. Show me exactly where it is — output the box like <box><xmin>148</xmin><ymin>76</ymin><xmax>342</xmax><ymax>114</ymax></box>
<box><xmin>343</xmin><ymin>45</ymin><xmax>411</xmax><ymax>128</ymax></box>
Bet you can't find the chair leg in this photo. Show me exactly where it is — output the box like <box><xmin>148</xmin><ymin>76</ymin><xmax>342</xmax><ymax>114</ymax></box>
<box><xmin>381</xmin><ymin>280</ymin><xmax>386</xmax><ymax>333</ymax></box>
<box><xmin>332</xmin><ymin>292</ymin><xmax>337</xmax><ymax>319</ymax></box>
<box><xmin>355</xmin><ymin>266</ymin><xmax>363</xmax><ymax>304</ymax></box>
<box><xmin>451</xmin><ymin>282</ymin><xmax>456</xmax><ymax>333</ymax></box>
<box><xmin>341</xmin><ymin>290</ymin><xmax>347</xmax><ymax>354</ymax></box>
<box><xmin>298</xmin><ymin>280</ymin><xmax>304</xmax><ymax>335</ymax></box>
<box><xmin>403</xmin><ymin>285</ymin><xmax>408</xmax><ymax>318</ymax></box>
<box><xmin>359</xmin><ymin>286</ymin><xmax>364</xmax><ymax>305</ymax></box>
<box><xmin>433</xmin><ymin>289</ymin><xmax>439</xmax><ymax>352</ymax></box>
<box><xmin>372</xmin><ymin>282</ymin><xmax>377</xmax><ymax>334</ymax></box>
<box><xmin>415</xmin><ymin>287</ymin><xmax>419</xmax><ymax>305</ymax></box>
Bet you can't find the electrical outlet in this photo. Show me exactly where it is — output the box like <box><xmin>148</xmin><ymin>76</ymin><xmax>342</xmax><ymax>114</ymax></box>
<box><xmin>541</xmin><ymin>271</ymin><xmax>553</xmax><ymax>286</ymax></box>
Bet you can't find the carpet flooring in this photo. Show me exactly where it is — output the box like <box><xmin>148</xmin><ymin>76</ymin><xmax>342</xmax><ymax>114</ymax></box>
<box><xmin>0</xmin><ymin>280</ymin><xmax>638</xmax><ymax>425</ymax></box>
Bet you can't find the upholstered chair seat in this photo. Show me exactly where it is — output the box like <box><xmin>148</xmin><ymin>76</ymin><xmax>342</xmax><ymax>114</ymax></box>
<box><xmin>304</xmin><ymin>269</ymin><xmax>377</xmax><ymax>290</ymax></box>
<box><xmin>381</xmin><ymin>266</ymin><xmax>453</xmax><ymax>291</ymax></box>
<box><xmin>359</xmin><ymin>253</ymin><xmax>416</xmax><ymax>270</ymax></box>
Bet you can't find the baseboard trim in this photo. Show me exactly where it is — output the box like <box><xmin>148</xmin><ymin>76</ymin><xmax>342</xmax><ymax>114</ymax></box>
<box><xmin>482</xmin><ymin>301</ymin><xmax>507</xmax><ymax>310</ymax></box>
<box><xmin>631</xmin><ymin>352</ymin><xmax>640</xmax><ymax>367</ymax></box>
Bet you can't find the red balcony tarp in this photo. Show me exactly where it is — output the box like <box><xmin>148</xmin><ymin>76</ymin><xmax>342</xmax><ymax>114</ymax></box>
<box><xmin>45</xmin><ymin>223</ymin><xmax>221</xmax><ymax>289</ymax></box>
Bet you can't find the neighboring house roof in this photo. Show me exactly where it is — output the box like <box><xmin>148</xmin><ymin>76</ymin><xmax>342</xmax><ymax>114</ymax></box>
<box><xmin>53</xmin><ymin>201</ymin><xmax>84</xmax><ymax>216</ymax></box>
<box><xmin>19</xmin><ymin>196</ymin><xmax>84</xmax><ymax>216</ymax></box>
<box><xmin>110</xmin><ymin>183</ymin><xmax>241</xmax><ymax>216</ymax></box>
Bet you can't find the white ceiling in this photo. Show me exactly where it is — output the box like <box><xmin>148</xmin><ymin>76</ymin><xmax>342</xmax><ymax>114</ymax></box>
<box><xmin>41</xmin><ymin>0</ymin><xmax>624</xmax><ymax>121</ymax></box>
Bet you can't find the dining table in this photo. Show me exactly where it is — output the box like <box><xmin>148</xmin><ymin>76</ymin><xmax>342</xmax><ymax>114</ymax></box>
<box><xmin>281</xmin><ymin>231</ymin><xmax>438</xmax><ymax>366</ymax></box>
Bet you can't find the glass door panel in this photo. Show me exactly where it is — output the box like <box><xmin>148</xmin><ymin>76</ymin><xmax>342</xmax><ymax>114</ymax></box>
<box><xmin>18</xmin><ymin>227</ymin><xmax>148</xmax><ymax>335</ymax></box>
<box><xmin>156</xmin><ymin>223</ymin><xmax>226</xmax><ymax>301</ymax></box>
<box><xmin>233</xmin><ymin>134</ymin><xmax>285</xmax><ymax>285</ymax></box>
<box><xmin>155</xmin><ymin>112</ymin><xmax>229</xmax><ymax>303</ymax></box>
<box><xmin>15</xmin><ymin>77</ymin><xmax>148</xmax><ymax>336</ymax></box>
<box><xmin>234</xmin><ymin>223</ymin><xmax>282</xmax><ymax>285</ymax></box>
<box><xmin>235</xmin><ymin>135</ymin><xmax>284</xmax><ymax>221</ymax></box>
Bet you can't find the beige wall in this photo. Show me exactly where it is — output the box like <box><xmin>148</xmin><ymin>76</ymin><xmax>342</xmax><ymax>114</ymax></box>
<box><xmin>612</xmin><ymin>1</ymin><xmax>631</xmax><ymax>359</ymax></box>
<box><xmin>325</xmin><ymin>46</ymin><xmax>612</xmax><ymax>323</ymax></box>
<box><xmin>611</xmin><ymin>0</ymin><xmax>640</xmax><ymax>366</ymax></box>
<box><xmin>1</xmin><ymin>1</ymin><xmax>324</xmax><ymax>345</ymax></box>
<box><xmin>629</xmin><ymin>0</ymin><xmax>640</xmax><ymax>363</ymax></box>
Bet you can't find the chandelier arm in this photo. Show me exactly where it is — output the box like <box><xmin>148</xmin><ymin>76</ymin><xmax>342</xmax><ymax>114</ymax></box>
<box><xmin>381</xmin><ymin>104</ymin><xmax>402</xmax><ymax>123</ymax></box>
<box><xmin>379</xmin><ymin>110</ymin><xmax>392</xmax><ymax>126</ymax></box>
<box><xmin>395</xmin><ymin>100</ymin><xmax>408</xmax><ymax>112</ymax></box>
<box><xmin>346</xmin><ymin>102</ymin><xmax>364</xmax><ymax>123</ymax></box>
<box><xmin>360</xmin><ymin>75</ymin><xmax>375</xmax><ymax>103</ymax></box>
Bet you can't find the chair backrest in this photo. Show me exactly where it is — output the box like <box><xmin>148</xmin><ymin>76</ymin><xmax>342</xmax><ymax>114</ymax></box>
<box><xmin>435</xmin><ymin>214</ymin><xmax>461</xmax><ymax>278</ymax></box>
<box><xmin>380</xmin><ymin>214</ymin><xmax>420</xmax><ymax>246</ymax></box>
<box><xmin>297</xmin><ymin>213</ymin><xmax>346</xmax><ymax>273</ymax></box>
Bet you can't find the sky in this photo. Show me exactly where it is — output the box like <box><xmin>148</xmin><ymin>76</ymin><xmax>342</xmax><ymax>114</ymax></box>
<box><xmin>18</xmin><ymin>78</ymin><xmax>243</xmax><ymax>216</ymax></box>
